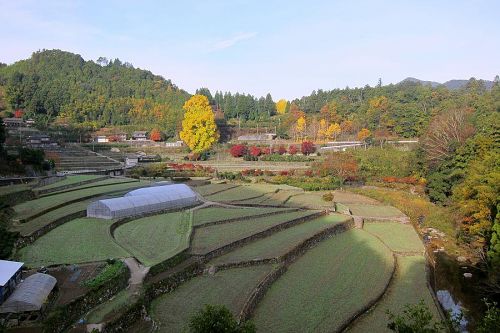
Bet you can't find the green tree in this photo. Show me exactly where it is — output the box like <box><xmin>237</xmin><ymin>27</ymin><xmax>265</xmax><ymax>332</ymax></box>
<box><xmin>189</xmin><ymin>304</ymin><xmax>255</xmax><ymax>333</ymax></box>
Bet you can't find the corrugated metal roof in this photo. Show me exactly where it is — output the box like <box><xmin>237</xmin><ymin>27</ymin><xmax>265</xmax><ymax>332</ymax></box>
<box><xmin>0</xmin><ymin>260</ymin><xmax>23</xmax><ymax>287</ymax></box>
<box><xmin>0</xmin><ymin>273</ymin><xmax>56</xmax><ymax>313</ymax></box>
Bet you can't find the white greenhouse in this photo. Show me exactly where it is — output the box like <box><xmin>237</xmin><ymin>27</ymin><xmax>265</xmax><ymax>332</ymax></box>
<box><xmin>86</xmin><ymin>184</ymin><xmax>199</xmax><ymax>219</ymax></box>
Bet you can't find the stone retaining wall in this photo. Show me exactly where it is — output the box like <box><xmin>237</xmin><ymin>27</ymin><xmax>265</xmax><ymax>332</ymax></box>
<box><xmin>238</xmin><ymin>264</ymin><xmax>287</xmax><ymax>322</ymax></box>
<box><xmin>33</xmin><ymin>176</ymin><xmax>66</xmax><ymax>189</ymax></box>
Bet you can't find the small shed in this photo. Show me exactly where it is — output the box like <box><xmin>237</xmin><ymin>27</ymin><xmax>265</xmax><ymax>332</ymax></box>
<box><xmin>0</xmin><ymin>273</ymin><xmax>56</xmax><ymax>317</ymax></box>
<box><xmin>0</xmin><ymin>260</ymin><xmax>23</xmax><ymax>304</ymax></box>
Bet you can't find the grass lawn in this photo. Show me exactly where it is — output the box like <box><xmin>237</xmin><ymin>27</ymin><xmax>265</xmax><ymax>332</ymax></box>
<box><xmin>364</xmin><ymin>222</ymin><xmax>424</xmax><ymax>253</ymax></box>
<box><xmin>192</xmin><ymin>206</ymin><xmax>292</xmax><ymax>226</ymax></box>
<box><xmin>347</xmin><ymin>204</ymin><xmax>404</xmax><ymax>218</ymax></box>
<box><xmin>194</xmin><ymin>183</ymin><xmax>239</xmax><ymax>196</ymax></box>
<box><xmin>190</xmin><ymin>210</ymin><xmax>318</xmax><ymax>255</ymax></box>
<box><xmin>253</xmin><ymin>229</ymin><xmax>394</xmax><ymax>333</ymax></box>
<box><xmin>347</xmin><ymin>255</ymin><xmax>441</xmax><ymax>333</ymax></box>
<box><xmin>17</xmin><ymin>218</ymin><xmax>130</xmax><ymax>267</ymax></box>
<box><xmin>211</xmin><ymin>214</ymin><xmax>351</xmax><ymax>265</ymax></box>
<box><xmin>13</xmin><ymin>180</ymin><xmax>150</xmax><ymax>220</ymax></box>
<box><xmin>36</xmin><ymin>175</ymin><xmax>103</xmax><ymax>191</ymax></box>
<box><xmin>331</xmin><ymin>190</ymin><xmax>380</xmax><ymax>204</ymax></box>
<box><xmin>236</xmin><ymin>189</ymin><xmax>302</xmax><ymax>206</ymax></box>
<box><xmin>151</xmin><ymin>265</ymin><xmax>273</xmax><ymax>333</ymax></box>
<box><xmin>204</xmin><ymin>184</ymin><xmax>279</xmax><ymax>202</ymax></box>
<box><xmin>114</xmin><ymin>211</ymin><xmax>192</xmax><ymax>266</ymax></box>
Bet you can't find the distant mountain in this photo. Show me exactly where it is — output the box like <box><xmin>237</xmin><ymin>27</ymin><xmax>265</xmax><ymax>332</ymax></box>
<box><xmin>399</xmin><ymin>77</ymin><xmax>441</xmax><ymax>88</ymax></box>
<box><xmin>399</xmin><ymin>77</ymin><xmax>495</xmax><ymax>90</ymax></box>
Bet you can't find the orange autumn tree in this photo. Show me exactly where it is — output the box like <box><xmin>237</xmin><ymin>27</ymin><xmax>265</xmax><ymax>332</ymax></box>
<box><xmin>357</xmin><ymin>128</ymin><xmax>371</xmax><ymax>142</ymax></box>
<box><xmin>180</xmin><ymin>95</ymin><xmax>219</xmax><ymax>153</ymax></box>
<box><xmin>150</xmin><ymin>128</ymin><xmax>162</xmax><ymax>142</ymax></box>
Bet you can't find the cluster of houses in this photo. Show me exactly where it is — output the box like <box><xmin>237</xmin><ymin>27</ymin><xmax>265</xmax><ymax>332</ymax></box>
<box><xmin>0</xmin><ymin>260</ymin><xmax>57</xmax><ymax>325</ymax></box>
<box><xmin>2</xmin><ymin>117</ymin><xmax>35</xmax><ymax>128</ymax></box>
<box><xmin>94</xmin><ymin>130</ymin><xmax>184</xmax><ymax>148</ymax></box>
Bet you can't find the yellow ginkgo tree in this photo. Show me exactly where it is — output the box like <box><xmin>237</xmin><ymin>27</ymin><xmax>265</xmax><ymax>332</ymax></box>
<box><xmin>180</xmin><ymin>95</ymin><xmax>219</xmax><ymax>153</ymax></box>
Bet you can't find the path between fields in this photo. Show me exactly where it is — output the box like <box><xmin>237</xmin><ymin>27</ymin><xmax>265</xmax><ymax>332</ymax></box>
<box><xmin>123</xmin><ymin>257</ymin><xmax>149</xmax><ymax>288</ymax></box>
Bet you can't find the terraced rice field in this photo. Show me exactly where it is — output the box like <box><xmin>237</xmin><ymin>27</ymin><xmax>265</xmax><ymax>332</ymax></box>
<box><xmin>35</xmin><ymin>175</ymin><xmax>103</xmax><ymax>191</ymax></box>
<box><xmin>364</xmin><ymin>222</ymin><xmax>424</xmax><ymax>253</ymax></box>
<box><xmin>204</xmin><ymin>184</ymin><xmax>280</xmax><ymax>202</ymax></box>
<box><xmin>347</xmin><ymin>255</ymin><xmax>441</xmax><ymax>333</ymax></box>
<box><xmin>13</xmin><ymin>179</ymin><xmax>150</xmax><ymax>220</ymax></box>
<box><xmin>211</xmin><ymin>214</ymin><xmax>351</xmax><ymax>266</ymax></box>
<box><xmin>17</xmin><ymin>218</ymin><xmax>129</xmax><ymax>267</ymax></box>
<box><xmin>331</xmin><ymin>190</ymin><xmax>380</xmax><ymax>204</ymax></box>
<box><xmin>192</xmin><ymin>206</ymin><xmax>293</xmax><ymax>226</ymax></box>
<box><xmin>114</xmin><ymin>211</ymin><xmax>192</xmax><ymax>266</ymax></box>
<box><xmin>347</xmin><ymin>204</ymin><xmax>404</xmax><ymax>218</ymax></box>
<box><xmin>151</xmin><ymin>265</ymin><xmax>273</xmax><ymax>333</ymax></box>
<box><xmin>0</xmin><ymin>183</ymin><xmax>32</xmax><ymax>196</ymax></box>
<box><xmin>86</xmin><ymin>289</ymin><xmax>137</xmax><ymax>324</ymax></box>
<box><xmin>190</xmin><ymin>210</ymin><xmax>318</xmax><ymax>255</ymax></box>
<box><xmin>235</xmin><ymin>189</ymin><xmax>303</xmax><ymax>206</ymax></box>
<box><xmin>252</xmin><ymin>229</ymin><xmax>394</xmax><ymax>333</ymax></box>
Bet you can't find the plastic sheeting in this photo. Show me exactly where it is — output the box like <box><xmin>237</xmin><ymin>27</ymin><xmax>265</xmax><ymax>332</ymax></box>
<box><xmin>0</xmin><ymin>273</ymin><xmax>57</xmax><ymax>313</ymax></box>
<box><xmin>87</xmin><ymin>184</ymin><xmax>199</xmax><ymax>219</ymax></box>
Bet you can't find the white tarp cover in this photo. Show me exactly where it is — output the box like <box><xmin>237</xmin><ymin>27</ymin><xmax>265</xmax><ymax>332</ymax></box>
<box><xmin>87</xmin><ymin>184</ymin><xmax>199</xmax><ymax>219</ymax></box>
<box><xmin>0</xmin><ymin>273</ymin><xmax>56</xmax><ymax>313</ymax></box>
<box><xmin>0</xmin><ymin>260</ymin><xmax>23</xmax><ymax>287</ymax></box>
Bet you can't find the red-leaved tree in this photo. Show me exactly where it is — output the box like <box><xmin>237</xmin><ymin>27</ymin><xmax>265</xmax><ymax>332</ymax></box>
<box><xmin>278</xmin><ymin>145</ymin><xmax>287</xmax><ymax>155</ymax></box>
<box><xmin>289</xmin><ymin>145</ymin><xmax>298</xmax><ymax>155</ymax></box>
<box><xmin>150</xmin><ymin>129</ymin><xmax>162</xmax><ymax>142</ymax></box>
<box><xmin>230</xmin><ymin>144</ymin><xmax>248</xmax><ymax>157</ymax></box>
<box><xmin>301</xmin><ymin>141</ymin><xmax>316</xmax><ymax>155</ymax></box>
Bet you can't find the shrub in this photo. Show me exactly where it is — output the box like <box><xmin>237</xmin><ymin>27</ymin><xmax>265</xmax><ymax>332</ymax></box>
<box><xmin>301</xmin><ymin>141</ymin><xmax>316</xmax><ymax>155</ymax></box>
<box><xmin>189</xmin><ymin>304</ymin><xmax>256</xmax><ymax>333</ymax></box>
<box><xmin>261</xmin><ymin>147</ymin><xmax>271</xmax><ymax>155</ymax></box>
<box><xmin>243</xmin><ymin>154</ymin><xmax>258</xmax><ymax>161</ymax></box>
<box><xmin>230</xmin><ymin>144</ymin><xmax>247</xmax><ymax>157</ymax></box>
<box><xmin>277</xmin><ymin>145</ymin><xmax>287</xmax><ymax>155</ymax></box>
<box><xmin>315</xmin><ymin>152</ymin><xmax>359</xmax><ymax>181</ymax></box>
<box><xmin>322</xmin><ymin>192</ymin><xmax>334</xmax><ymax>202</ymax></box>
<box><xmin>289</xmin><ymin>145</ymin><xmax>298</xmax><ymax>155</ymax></box>
<box><xmin>82</xmin><ymin>261</ymin><xmax>125</xmax><ymax>290</ymax></box>
<box><xmin>260</xmin><ymin>154</ymin><xmax>313</xmax><ymax>162</ymax></box>
<box><xmin>249</xmin><ymin>146</ymin><xmax>261</xmax><ymax>157</ymax></box>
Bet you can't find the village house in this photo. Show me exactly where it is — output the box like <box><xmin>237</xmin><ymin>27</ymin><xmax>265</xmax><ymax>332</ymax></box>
<box><xmin>2</xmin><ymin>118</ymin><xmax>25</xmax><ymax>128</ymax></box>
<box><xmin>132</xmin><ymin>131</ymin><xmax>148</xmax><ymax>141</ymax></box>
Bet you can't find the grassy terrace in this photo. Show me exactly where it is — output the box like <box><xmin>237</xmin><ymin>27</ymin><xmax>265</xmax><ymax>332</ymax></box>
<box><xmin>253</xmin><ymin>229</ymin><xmax>394</xmax><ymax>333</ymax></box>
<box><xmin>86</xmin><ymin>289</ymin><xmax>136</xmax><ymax>324</ymax></box>
<box><xmin>235</xmin><ymin>189</ymin><xmax>302</xmax><ymax>206</ymax></box>
<box><xmin>190</xmin><ymin>210</ymin><xmax>318</xmax><ymax>255</ymax></box>
<box><xmin>114</xmin><ymin>211</ymin><xmax>192</xmax><ymax>266</ymax></box>
<box><xmin>211</xmin><ymin>214</ymin><xmax>351</xmax><ymax>265</ymax></box>
<box><xmin>204</xmin><ymin>184</ymin><xmax>280</xmax><ymax>202</ymax></box>
<box><xmin>35</xmin><ymin>175</ymin><xmax>103</xmax><ymax>191</ymax></box>
<box><xmin>194</xmin><ymin>183</ymin><xmax>239</xmax><ymax>196</ymax></box>
<box><xmin>348</xmin><ymin>255</ymin><xmax>441</xmax><ymax>333</ymax></box>
<box><xmin>192</xmin><ymin>206</ymin><xmax>292</xmax><ymax>226</ymax></box>
<box><xmin>285</xmin><ymin>192</ymin><xmax>335</xmax><ymax>209</ymax></box>
<box><xmin>151</xmin><ymin>265</ymin><xmax>273</xmax><ymax>333</ymax></box>
<box><xmin>0</xmin><ymin>183</ymin><xmax>32</xmax><ymax>196</ymax></box>
<box><xmin>364</xmin><ymin>222</ymin><xmax>424</xmax><ymax>253</ymax></box>
<box><xmin>13</xmin><ymin>179</ymin><xmax>151</xmax><ymax>220</ymax></box>
<box><xmin>39</xmin><ymin>177</ymin><xmax>136</xmax><ymax>196</ymax></box>
<box><xmin>17</xmin><ymin>218</ymin><xmax>129</xmax><ymax>267</ymax></box>
<box><xmin>347</xmin><ymin>204</ymin><xmax>404</xmax><ymax>218</ymax></box>
<box><xmin>11</xmin><ymin>200</ymin><xmax>92</xmax><ymax>236</ymax></box>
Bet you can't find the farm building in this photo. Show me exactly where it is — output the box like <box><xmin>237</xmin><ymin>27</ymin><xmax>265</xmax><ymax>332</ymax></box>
<box><xmin>132</xmin><ymin>131</ymin><xmax>148</xmax><ymax>141</ymax></box>
<box><xmin>0</xmin><ymin>260</ymin><xmax>23</xmax><ymax>304</ymax></box>
<box><xmin>0</xmin><ymin>273</ymin><xmax>57</xmax><ymax>320</ymax></box>
<box><xmin>87</xmin><ymin>184</ymin><xmax>199</xmax><ymax>219</ymax></box>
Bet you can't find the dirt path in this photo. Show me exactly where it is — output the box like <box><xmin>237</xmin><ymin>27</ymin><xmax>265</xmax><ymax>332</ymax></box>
<box><xmin>123</xmin><ymin>257</ymin><xmax>149</xmax><ymax>289</ymax></box>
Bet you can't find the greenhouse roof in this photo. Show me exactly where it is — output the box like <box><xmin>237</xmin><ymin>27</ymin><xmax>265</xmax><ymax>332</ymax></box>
<box><xmin>125</xmin><ymin>184</ymin><xmax>195</xmax><ymax>197</ymax></box>
<box><xmin>0</xmin><ymin>273</ymin><xmax>56</xmax><ymax>313</ymax></box>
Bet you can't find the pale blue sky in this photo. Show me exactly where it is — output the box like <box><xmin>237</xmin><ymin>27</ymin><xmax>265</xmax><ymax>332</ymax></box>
<box><xmin>1</xmin><ymin>0</ymin><xmax>499</xmax><ymax>99</ymax></box>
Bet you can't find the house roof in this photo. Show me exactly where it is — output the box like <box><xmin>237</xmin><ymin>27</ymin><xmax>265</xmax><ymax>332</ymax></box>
<box><xmin>0</xmin><ymin>260</ymin><xmax>24</xmax><ymax>287</ymax></box>
<box><xmin>132</xmin><ymin>131</ymin><xmax>147</xmax><ymax>136</ymax></box>
<box><xmin>0</xmin><ymin>273</ymin><xmax>57</xmax><ymax>313</ymax></box>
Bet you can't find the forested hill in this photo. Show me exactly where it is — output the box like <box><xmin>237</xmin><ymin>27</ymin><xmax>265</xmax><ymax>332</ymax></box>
<box><xmin>0</xmin><ymin>49</ymin><xmax>190</xmax><ymax>136</ymax></box>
